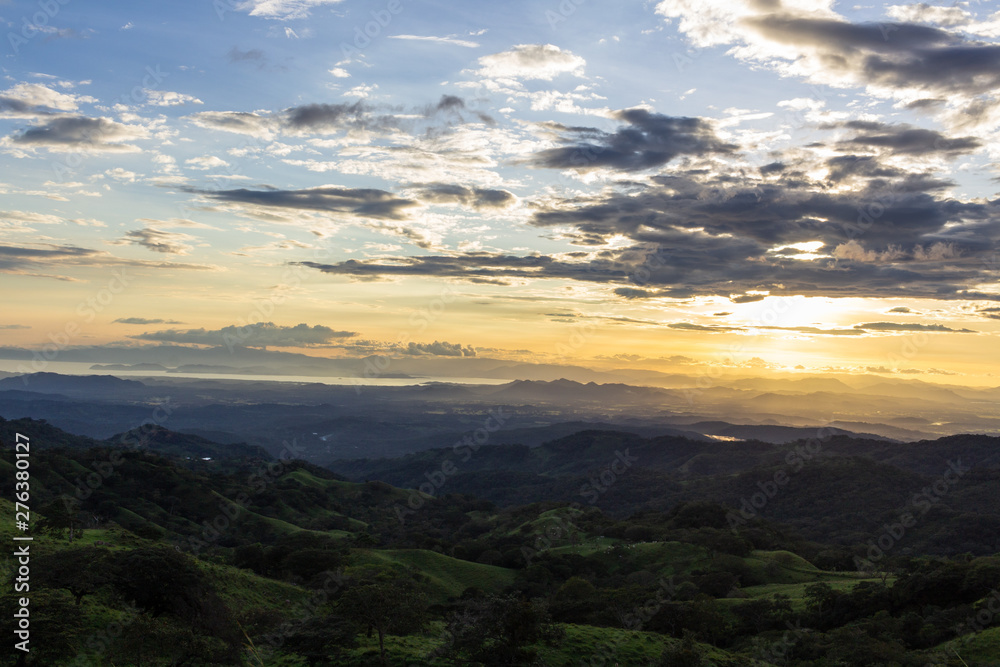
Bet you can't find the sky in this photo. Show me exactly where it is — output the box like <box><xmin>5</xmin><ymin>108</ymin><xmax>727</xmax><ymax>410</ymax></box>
<box><xmin>1</xmin><ymin>0</ymin><xmax>999</xmax><ymax>383</ymax></box>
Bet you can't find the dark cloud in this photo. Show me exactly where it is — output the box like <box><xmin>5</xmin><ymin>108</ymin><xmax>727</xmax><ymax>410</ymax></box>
<box><xmin>283</xmin><ymin>101</ymin><xmax>382</xmax><ymax>133</ymax></box>
<box><xmin>887</xmin><ymin>307</ymin><xmax>913</xmax><ymax>313</ymax></box>
<box><xmin>228</xmin><ymin>47</ymin><xmax>267</xmax><ymax>67</ymax></box>
<box><xmin>296</xmin><ymin>251</ymin><xmax>700</xmax><ymax>287</ymax></box>
<box><xmin>132</xmin><ymin>322</ymin><xmax>357</xmax><ymax>347</ymax></box>
<box><xmin>668</xmin><ymin>322</ymin><xmax>736</xmax><ymax>333</ymax></box>
<box><xmin>435</xmin><ymin>95</ymin><xmax>465</xmax><ymax>112</ymax></box>
<box><xmin>0</xmin><ymin>96</ymin><xmax>44</xmax><ymax>116</ymax></box>
<box><xmin>190</xmin><ymin>186</ymin><xmax>417</xmax><ymax>220</ymax></box>
<box><xmin>831</xmin><ymin>121</ymin><xmax>980</xmax><ymax>156</ymax></box>
<box><xmin>10</xmin><ymin>116</ymin><xmax>142</xmax><ymax>151</ymax></box>
<box><xmin>191</xmin><ymin>96</ymin><xmax>488</xmax><ymax>140</ymax></box>
<box><xmin>188</xmin><ymin>111</ymin><xmax>273</xmax><ymax>136</ymax></box>
<box><xmin>613</xmin><ymin>287</ymin><xmax>658</xmax><ymax>300</ymax></box>
<box><xmin>0</xmin><ymin>324</ymin><xmax>30</xmax><ymax>330</ymax></box>
<box><xmin>113</xmin><ymin>318</ymin><xmax>183</xmax><ymax>325</ymax></box>
<box><xmin>412</xmin><ymin>184</ymin><xmax>516</xmax><ymax>209</ymax></box>
<box><xmin>854</xmin><ymin>322</ymin><xmax>975</xmax><ymax>333</ymax></box>
<box><xmin>976</xmin><ymin>307</ymin><xmax>1000</xmax><ymax>320</ymax></box>
<box><xmin>401</xmin><ymin>340</ymin><xmax>476</xmax><ymax>357</ymax></box>
<box><xmin>744</xmin><ymin>14</ymin><xmax>1000</xmax><ymax>97</ymax></box>
<box><xmin>730</xmin><ymin>293</ymin><xmax>766</xmax><ymax>303</ymax></box>
<box><xmin>0</xmin><ymin>242</ymin><xmax>214</xmax><ymax>278</ymax></box>
<box><xmin>527</xmin><ymin>108</ymin><xmax>736</xmax><ymax>172</ymax></box>
<box><xmin>118</xmin><ymin>228</ymin><xmax>193</xmax><ymax>254</ymax></box>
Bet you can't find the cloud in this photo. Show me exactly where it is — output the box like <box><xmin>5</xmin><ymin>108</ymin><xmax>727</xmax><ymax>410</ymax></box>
<box><xmin>131</xmin><ymin>322</ymin><xmax>357</xmax><ymax>347</ymax></box>
<box><xmin>977</xmin><ymin>307</ymin><xmax>1000</xmax><ymax>320</ymax></box>
<box><xmin>0</xmin><ymin>242</ymin><xmax>215</xmax><ymax>280</ymax></box>
<box><xmin>189</xmin><ymin>186</ymin><xmax>417</xmax><ymax>220</ymax></box>
<box><xmin>888</xmin><ymin>307</ymin><xmax>913</xmax><ymax>313</ymax></box>
<box><xmin>401</xmin><ymin>340</ymin><xmax>477</xmax><ymax>356</ymax></box>
<box><xmin>0</xmin><ymin>210</ymin><xmax>64</xmax><ymax>225</ymax></box>
<box><xmin>887</xmin><ymin>3</ymin><xmax>972</xmax><ymax>27</ymax></box>
<box><xmin>410</xmin><ymin>184</ymin><xmax>516</xmax><ymax>209</ymax></box>
<box><xmin>472</xmin><ymin>44</ymin><xmax>586</xmax><ymax>80</ymax></box>
<box><xmin>527</xmin><ymin>108</ymin><xmax>735</xmax><ymax>172</ymax></box>
<box><xmin>233</xmin><ymin>0</ymin><xmax>343</xmax><ymax>20</ymax></box>
<box><xmin>106</xmin><ymin>168</ymin><xmax>137</xmax><ymax>182</ymax></box>
<box><xmin>854</xmin><ymin>322</ymin><xmax>976</xmax><ymax>333</ymax></box>
<box><xmin>8</xmin><ymin>116</ymin><xmax>146</xmax><ymax>152</ymax></box>
<box><xmin>187</xmin><ymin>111</ymin><xmax>276</xmax><ymax>138</ymax></box>
<box><xmin>730</xmin><ymin>293</ymin><xmax>766</xmax><ymax>303</ymax></box>
<box><xmin>829</xmin><ymin>120</ymin><xmax>980</xmax><ymax>156</ymax></box>
<box><xmin>0</xmin><ymin>324</ymin><xmax>30</xmax><ymax>330</ymax></box>
<box><xmin>185</xmin><ymin>155</ymin><xmax>229</xmax><ymax>170</ymax></box>
<box><xmin>283</xmin><ymin>101</ymin><xmax>382</xmax><ymax>133</ymax></box>
<box><xmin>228</xmin><ymin>47</ymin><xmax>268</xmax><ymax>67</ymax></box>
<box><xmin>655</xmin><ymin>0</ymin><xmax>1000</xmax><ymax>106</ymax></box>
<box><xmin>113</xmin><ymin>317</ymin><xmax>183</xmax><ymax>325</ymax></box>
<box><xmin>117</xmin><ymin>228</ymin><xmax>195</xmax><ymax>254</ymax></box>
<box><xmin>143</xmin><ymin>90</ymin><xmax>204</xmax><ymax>106</ymax></box>
<box><xmin>0</xmin><ymin>83</ymin><xmax>95</xmax><ymax>117</ymax></box>
<box><xmin>390</xmin><ymin>34</ymin><xmax>480</xmax><ymax>48</ymax></box>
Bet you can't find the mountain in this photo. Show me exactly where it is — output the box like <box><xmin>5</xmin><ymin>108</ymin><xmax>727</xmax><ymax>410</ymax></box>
<box><xmin>682</xmin><ymin>421</ymin><xmax>897</xmax><ymax>444</ymax></box>
<box><xmin>0</xmin><ymin>372</ymin><xmax>147</xmax><ymax>397</ymax></box>
<box><xmin>329</xmin><ymin>429</ymin><xmax>1000</xmax><ymax>555</ymax></box>
<box><xmin>486</xmin><ymin>379</ymin><xmax>677</xmax><ymax>404</ymax></box>
<box><xmin>4</xmin><ymin>417</ymin><xmax>1000</xmax><ymax>666</ymax></box>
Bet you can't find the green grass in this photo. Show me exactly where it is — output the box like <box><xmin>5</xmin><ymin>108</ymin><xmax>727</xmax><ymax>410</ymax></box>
<box><xmin>200</xmin><ymin>560</ymin><xmax>315</xmax><ymax>612</ymax></box>
<box><xmin>330</xmin><ymin>621</ymin><xmax>745</xmax><ymax>667</ymax></box>
<box><xmin>738</xmin><ymin>577</ymin><xmax>886</xmax><ymax>610</ymax></box>
<box><xmin>929</xmin><ymin>626</ymin><xmax>1000</xmax><ymax>666</ymax></box>
<box><xmin>354</xmin><ymin>549</ymin><xmax>517</xmax><ymax>602</ymax></box>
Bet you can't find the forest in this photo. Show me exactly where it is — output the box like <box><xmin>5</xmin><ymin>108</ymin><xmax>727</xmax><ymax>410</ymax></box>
<box><xmin>2</xmin><ymin>416</ymin><xmax>1000</xmax><ymax>665</ymax></box>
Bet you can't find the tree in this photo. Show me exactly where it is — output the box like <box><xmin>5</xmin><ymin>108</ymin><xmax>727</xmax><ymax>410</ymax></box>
<box><xmin>36</xmin><ymin>500</ymin><xmax>84</xmax><ymax>541</ymax></box>
<box><xmin>34</xmin><ymin>547</ymin><xmax>111</xmax><ymax>605</ymax></box>
<box><xmin>339</xmin><ymin>577</ymin><xmax>427</xmax><ymax>665</ymax></box>
<box><xmin>442</xmin><ymin>594</ymin><xmax>563</xmax><ymax>665</ymax></box>
<box><xmin>110</xmin><ymin>546</ymin><xmax>205</xmax><ymax>617</ymax></box>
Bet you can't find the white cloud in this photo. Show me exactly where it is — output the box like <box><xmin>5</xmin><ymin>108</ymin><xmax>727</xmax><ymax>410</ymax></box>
<box><xmin>344</xmin><ymin>84</ymin><xmax>378</xmax><ymax>98</ymax></box>
<box><xmin>143</xmin><ymin>90</ymin><xmax>204</xmax><ymax>107</ymax></box>
<box><xmin>185</xmin><ymin>155</ymin><xmax>230</xmax><ymax>170</ymax></box>
<box><xmin>389</xmin><ymin>34</ymin><xmax>481</xmax><ymax>48</ymax></box>
<box><xmin>0</xmin><ymin>83</ymin><xmax>97</xmax><ymax>115</ymax></box>
<box><xmin>106</xmin><ymin>167</ymin><xmax>137</xmax><ymax>182</ymax></box>
<box><xmin>328</xmin><ymin>67</ymin><xmax>351</xmax><ymax>78</ymax></box>
<box><xmin>886</xmin><ymin>3</ymin><xmax>971</xmax><ymax>27</ymax></box>
<box><xmin>235</xmin><ymin>0</ymin><xmax>343</xmax><ymax>20</ymax></box>
<box><xmin>471</xmin><ymin>44</ymin><xmax>586</xmax><ymax>80</ymax></box>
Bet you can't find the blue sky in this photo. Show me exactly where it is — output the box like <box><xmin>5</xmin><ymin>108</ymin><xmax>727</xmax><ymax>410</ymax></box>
<box><xmin>1</xmin><ymin>0</ymin><xmax>999</xmax><ymax>382</ymax></box>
